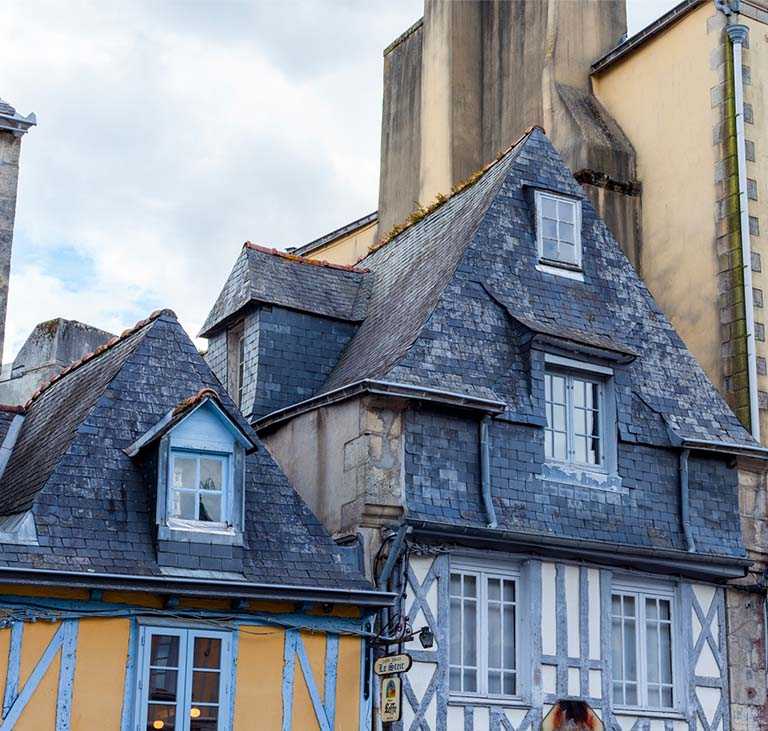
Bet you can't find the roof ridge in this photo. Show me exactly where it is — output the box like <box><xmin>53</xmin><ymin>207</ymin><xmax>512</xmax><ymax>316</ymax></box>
<box><xmin>362</xmin><ymin>126</ymin><xmax>542</xmax><ymax>262</ymax></box>
<box><xmin>244</xmin><ymin>242</ymin><xmax>369</xmax><ymax>274</ymax></box>
<box><xmin>24</xmin><ymin>308</ymin><xmax>177</xmax><ymax>408</ymax></box>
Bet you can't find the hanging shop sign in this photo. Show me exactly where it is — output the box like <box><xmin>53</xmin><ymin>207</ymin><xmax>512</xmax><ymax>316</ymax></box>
<box><xmin>380</xmin><ymin>676</ymin><xmax>402</xmax><ymax>723</ymax></box>
<box><xmin>374</xmin><ymin>653</ymin><xmax>412</xmax><ymax>676</ymax></box>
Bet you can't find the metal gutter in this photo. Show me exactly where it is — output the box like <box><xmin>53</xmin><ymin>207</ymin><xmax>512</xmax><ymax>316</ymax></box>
<box><xmin>726</xmin><ymin>19</ymin><xmax>760</xmax><ymax>441</ymax></box>
<box><xmin>254</xmin><ymin>379</ymin><xmax>506</xmax><ymax>432</ymax></box>
<box><xmin>679</xmin><ymin>449</ymin><xmax>696</xmax><ymax>552</ymax></box>
<box><xmin>591</xmin><ymin>0</ymin><xmax>705</xmax><ymax>74</ymax></box>
<box><xmin>479</xmin><ymin>417</ymin><xmax>498</xmax><ymax>528</ymax></box>
<box><xmin>0</xmin><ymin>565</ymin><xmax>396</xmax><ymax>608</ymax></box>
<box><xmin>681</xmin><ymin>436</ymin><xmax>768</xmax><ymax>460</ymax></box>
<box><xmin>408</xmin><ymin>520</ymin><xmax>752</xmax><ymax>582</ymax></box>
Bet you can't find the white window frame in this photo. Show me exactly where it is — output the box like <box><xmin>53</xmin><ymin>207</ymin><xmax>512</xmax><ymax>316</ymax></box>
<box><xmin>449</xmin><ymin>561</ymin><xmax>521</xmax><ymax>701</ymax></box>
<box><xmin>544</xmin><ymin>368</ymin><xmax>606</xmax><ymax>471</ymax></box>
<box><xmin>611</xmin><ymin>580</ymin><xmax>681</xmax><ymax>713</ymax></box>
<box><xmin>168</xmin><ymin>449</ymin><xmax>231</xmax><ymax>531</ymax></box>
<box><xmin>135</xmin><ymin>625</ymin><xmax>232</xmax><ymax>731</ymax></box>
<box><xmin>534</xmin><ymin>190</ymin><xmax>582</xmax><ymax>270</ymax></box>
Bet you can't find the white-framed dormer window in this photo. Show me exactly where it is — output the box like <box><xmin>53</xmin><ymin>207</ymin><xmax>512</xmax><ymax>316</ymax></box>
<box><xmin>545</xmin><ymin>369</ymin><xmax>604</xmax><ymax>468</ymax></box>
<box><xmin>449</xmin><ymin>563</ymin><xmax>518</xmax><ymax>698</ymax></box>
<box><xmin>611</xmin><ymin>582</ymin><xmax>680</xmax><ymax>711</ymax></box>
<box><xmin>169</xmin><ymin>450</ymin><xmax>230</xmax><ymax>525</ymax></box>
<box><xmin>535</xmin><ymin>190</ymin><xmax>582</xmax><ymax>269</ymax></box>
<box><xmin>136</xmin><ymin>625</ymin><xmax>232</xmax><ymax>731</ymax></box>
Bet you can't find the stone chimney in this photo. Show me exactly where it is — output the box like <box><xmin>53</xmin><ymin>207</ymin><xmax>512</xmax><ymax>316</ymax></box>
<box><xmin>378</xmin><ymin>0</ymin><xmax>642</xmax><ymax>265</ymax></box>
<box><xmin>0</xmin><ymin>98</ymin><xmax>36</xmax><ymax>365</ymax></box>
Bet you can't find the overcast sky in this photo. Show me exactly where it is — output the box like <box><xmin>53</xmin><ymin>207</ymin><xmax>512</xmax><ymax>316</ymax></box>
<box><xmin>1</xmin><ymin>0</ymin><xmax>677</xmax><ymax>359</ymax></box>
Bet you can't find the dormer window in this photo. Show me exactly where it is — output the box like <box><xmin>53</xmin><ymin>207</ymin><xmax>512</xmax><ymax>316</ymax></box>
<box><xmin>124</xmin><ymin>389</ymin><xmax>254</xmax><ymax>546</ymax></box>
<box><xmin>534</xmin><ymin>191</ymin><xmax>582</xmax><ymax>270</ymax></box>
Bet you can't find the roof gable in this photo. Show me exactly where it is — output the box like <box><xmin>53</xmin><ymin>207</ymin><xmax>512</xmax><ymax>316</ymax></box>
<box><xmin>319</xmin><ymin>128</ymin><xmax>754</xmax><ymax>449</ymax></box>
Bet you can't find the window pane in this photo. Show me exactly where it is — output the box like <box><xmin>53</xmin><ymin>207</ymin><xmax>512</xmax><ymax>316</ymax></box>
<box><xmin>503</xmin><ymin>673</ymin><xmax>516</xmax><ymax>695</ymax></box>
<box><xmin>503</xmin><ymin>605</ymin><xmax>515</xmax><ymax>669</ymax></box>
<box><xmin>662</xmin><ymin>686</ymin><xmax>673</xmax><ymax>708</ymax></box>
<box><xmin>543</xmin><ymin>218</ymin><xmax>558</xmax><ymax>238</ymax></box>
<box><xmin>173</xmin><ymin>458</ymin><xmax>196</xmax><ymax>490</ymax></box>
<box><xmin>558</xmin><ymin>200</ymin><xmax>574</xmax><ymax>222</ymax></box>
<box><xmin>194</xmin><ymin>638</ymin><xmax>222</xmax><ymax>670</ymax></box>
<box><xmin>574</xmin><ymin>435</ymin><xmax>587</xmax><ymax>464</ymax></box>
<box><xmin>553</xmin><ymin>431</ymin><xmax>566</xmax><ymax>461</ymax></box>
<box><xmin>551</xmin><ymin>375</ymin><xmax>566</xmax><ymax>403</ymax></box>
<box><xmin>172</xmin><ymin>490</ymin><xmax>196</xmax><ymax>520</ymax></box>
<box><xmin>149</xmin><ymin>670</ymin><xmax>178</xmax><ymax>703</ymax></box>
<box><xmin>463</xmin><ymin>575</ymin><xmax>476</xmax><ymax>598</ymax></box>
<box><xmin>450</xmin><ymin>596</ymin><xmax>461</xmax><ymax>667</ymax></box>
<box><xmin>191</xmin><ymin>671</ymin><xmax>220</xmax><ymax>704</ymax></box>
<box><xmin>463</xmin><ymin>600</ymin><xmax>477</xmax><ymax>666</ymax></box>
<box><xmin>543</xmin><ymin>238</ymin><xmax>558</xmax><ymax>260</ymax></box>
<box><xmin>151</xmin><ymin>635</ymin><xmax>180</xmax><ymax>668</ymax></box>
<box><xmin>503</xmin><ymin>581</ymin><xmax>515</xmax><ymax>602</ymax></box>
<box><xmin>200</xmin><ymin>459</ymin><xmax>223</xmax><ymax>491</ymax></box>
<box><xmin>660</xmin><ymin>624</ymin><xmax>673</xmax><ymax>683</ymax></box>
<box><xmin>624</xmin><ymin>619</ymin><xmax>637</xmax><ymax>681</ymax></box>
<box><xmin>488</xmin><ymin>578</ymin><xmax>501</xmax><ymax>601</ymax></box>
<box><xmin>559</xmin><ymin>221</ymin><xmax>574</xmax><ymax>243</ymax></box>
<box><xmin>646</xmin><ymin>622</ymin><xmax>659</xmax><ymax>683</ymax></box>
<box><xmin>147</xmin><ymin>704</ymin><xmax>177</xmax><ymax>731</ymax></box>
<box><xmin>199</xmin><ymin>493</ymin><xmax>222</xmax><ymax>523</ymax></box>
<box><xmin>489</xmin><ymin>670</ymin><xmax>501</xmax><ymax>695</ymax></box>
<box><xmin>450</xmin><ymin>574</ymin><xmax>461</xmax><ymax>596</ymax></box>
<box><xmin>542</xmin><ymin>197</ymin><xmax>557</xmax><ymax>218</ymax></box>
<box><xmin>190</xmin><ymin>704</ymin><xmax>218</xmax><ymax>731</ymax></box>
<box><xmin>625</xmin><ymin>682</ymin><xmax>638</xmax><ymax>706</ymax></box>
<box><xmin>623</xmin><ymin>596</ymin><xmax>636</xmax><ymax>617</ymax></box>
<box><xmin>488</xmin><ymin>603</ymin><xmax>501</xmax><ymax>668</ymax></box>
<box><xmin>449</xmin><ymin>667</ymin><xmax>461</xmax><ymax>692</ymax></box>
<box><xmin>558</xmin><ymin>241</ymin><xmax>576</xmax><ymax>264</ymax></box>
<box><xmin>463</xmin><ymin>669</ymin><xmax>477</xmax><ymax>693</ymax></box>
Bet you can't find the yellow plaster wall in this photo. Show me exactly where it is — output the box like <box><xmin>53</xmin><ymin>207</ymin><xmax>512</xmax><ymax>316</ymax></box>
<box><xmin>593</xmin><ymin>2</ymin><xmax>725</xmax><ymax>390</ymax></box>
<box><xmin>304</xmin><ymin>220</ymin><xmax>377</xmax><ymax>266</ymax></box>
<box><xmin>71</xmin><ymin>618</ymin><xmax>130</xmax><ymax>730</ymax></box>
<box><xmin>16</xmin><ymin>622</ymin><xmax>60</xmax><ymax>731</ymax></box>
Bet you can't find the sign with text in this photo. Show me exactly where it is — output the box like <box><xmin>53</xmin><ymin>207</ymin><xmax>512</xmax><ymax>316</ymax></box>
<box><xmin>374</xmin><ymin>653</ymin><xmax>412</xmax><ymax>676</ymax></box>
<box><xmin>380</xmin><ymin>676</ymin><xmax>402</xmax><ymax>723</ymax></box>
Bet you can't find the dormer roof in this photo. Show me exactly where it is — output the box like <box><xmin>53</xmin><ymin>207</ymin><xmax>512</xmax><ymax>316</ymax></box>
<box><xmin>199</xmin><ymin>243</ymin><xmax>370</xmax><ymax>338</ymax></box>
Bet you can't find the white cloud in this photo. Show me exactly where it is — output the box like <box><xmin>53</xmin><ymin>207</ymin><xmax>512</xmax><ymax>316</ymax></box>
<box><xmin>0</xmin><ymin>0</ymin><xmax>674</xmax><ymax>360</ymax></box>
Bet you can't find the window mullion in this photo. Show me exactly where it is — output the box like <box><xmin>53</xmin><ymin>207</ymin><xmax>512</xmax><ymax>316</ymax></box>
<box><xmin>480</xmin><ymin>573</ymin><xmax>487</xmax><ymax>696</ymax></box>
<box><xmin>566</xmin><ymin>379</ymin><xmax>574</xmax><ymax>461</ymax></box>
<box><xmin>638</xmin><ymin>597</ymin><xmax>647</xmax><ymax>707</ymax></box>
<box><xmin>180</xmin><ymin>631</ymin><xmax>193</xmax><ymax>731</ymax></box>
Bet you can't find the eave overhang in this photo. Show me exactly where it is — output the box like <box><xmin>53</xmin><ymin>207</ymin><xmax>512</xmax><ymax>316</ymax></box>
<box><xmin>408</xmin><ymin>520</ymin><xmax>752</xmax><ymax>583</ymax></box>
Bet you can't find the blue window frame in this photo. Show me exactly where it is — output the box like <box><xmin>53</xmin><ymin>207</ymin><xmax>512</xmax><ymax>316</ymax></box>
<box><xmin>137</xmin><ymin>626</ymin><xmax>232</xmax><ymax>731</ymax></box>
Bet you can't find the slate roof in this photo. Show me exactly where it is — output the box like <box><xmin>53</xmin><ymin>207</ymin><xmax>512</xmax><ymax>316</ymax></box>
<box><xmin>199</xmin><ymin>242</ymin><xmax>370</xmax><ymax>337</ymax></box>
<box><xmin>320</xmin><ymin>128</ymin><xmax>755</xmax><ymax>448</ymax></box>
<box><xmin>0</xmin><ymin>310</ymin><xmax>371</xmax><ymax>592</ymax></box>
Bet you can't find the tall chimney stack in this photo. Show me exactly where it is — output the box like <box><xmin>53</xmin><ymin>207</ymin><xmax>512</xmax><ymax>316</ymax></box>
<box><xmin>0</xmin><ymin>99</ymin><xmax>35</xmax><ymax>365</ymax></box>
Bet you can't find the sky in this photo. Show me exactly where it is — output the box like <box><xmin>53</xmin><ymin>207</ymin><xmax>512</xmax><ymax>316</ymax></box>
<box><xmin>0</xmin><ymin>0</ymin><xmax>678</xmax><ymax>360</ymax></box>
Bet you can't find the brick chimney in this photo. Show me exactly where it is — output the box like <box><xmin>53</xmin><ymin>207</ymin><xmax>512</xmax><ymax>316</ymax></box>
<box><xmin>0</xmin><ymin>98</ymin><xmax>35</xmax><ymax>365</ymax></box>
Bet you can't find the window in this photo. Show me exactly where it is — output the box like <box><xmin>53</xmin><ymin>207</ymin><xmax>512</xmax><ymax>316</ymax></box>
<box><xmin>138</xmin><ymin>626</ymin><xmax>231</xmax><ymax>731</ymax></box>
<box><xmin>611</xmin><ymin>588</ymin><xmax>677</xmax><ymax>710</ymax></box>
<box><xmin>545</xmin><ymin>370</ymin><xmax>603</xmax><ymax>467</ymax></box>
<box><xmin>226</xmin><ymin>321</ymin><xmax>245</xmax><ymax>408</ymax></box>
<box><xmin>170</xmin><ymin>450</ymin><xmax>229</xmax><ymax>525</ymax></box>
<box><xmin>535</xmin><ymin>190</ymin><xmax>582</xmax><ymax>268</ymax></box>
<box><xmin>449</xmin><ymin>568</ymin><xmax>517</xmax><ymax>697</ymax></box>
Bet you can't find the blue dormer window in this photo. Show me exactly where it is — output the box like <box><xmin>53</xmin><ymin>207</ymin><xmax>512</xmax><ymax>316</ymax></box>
<box><xmin>534</xmin><ymin>190</ymin><xmax>582</xmax><ymax>272</ymax></box>
<box><xmin>170</xmin><ymin>450</ymin><xmax>229</xmax><ymax>524</ymax></box>
<box><xmin>125</xmin><ymin>389</ymin><xmax>254</xmax><ymax>546</ymax></box>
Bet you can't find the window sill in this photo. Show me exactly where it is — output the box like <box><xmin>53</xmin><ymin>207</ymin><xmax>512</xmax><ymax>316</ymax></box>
<box><xmin>158</xmin><ymin>522</ymin><xmax>244</xmax><ymax>546</ymax></box>
<box><xmin>612</xmin><ymin>707</ymin><xmax>686</xmax><ymax>721</ymax></box>
<box><xmin>448</xmin><ymin>694</ymin><xmax>530</xmax><ymax>709</ymax></box>
<box><xmin>539</xmin><ymin>462</ymin><xmax>625</xmax><ymax>493</ymax></box>
<box><xmin>536</xmin><ymin>262</ymin><xmax>584</xmax><ymax>282</ymax></box>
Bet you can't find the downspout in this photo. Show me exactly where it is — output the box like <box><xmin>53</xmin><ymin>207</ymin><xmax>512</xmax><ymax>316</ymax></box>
<box><xmin>480</xmin><ymin>416</ymin><xmax>498</xmax><ymax>528</ymax></box>
<box><xmin>679</xmin><ymin>448</ymin><xmax>696</xmax><ymax>553</ymax></box>
<box><xmin>726</xmin><ymin>16</ymin><xmax>760</xmax><ymax>441</ymax></box>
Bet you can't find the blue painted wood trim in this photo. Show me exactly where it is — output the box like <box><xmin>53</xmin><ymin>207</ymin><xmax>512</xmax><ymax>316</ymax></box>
<box><xmin>0</xmin><ymin>596</ymin><xmax>370</xmax><ymax>636</ymax></box>
<box><xmin>227</xmin><ymin>625</ymin><xmax>240</xmax><ymax>729</ymax></box>
<box><xmin>119</xmin><ymin>617</ymin><xmax>140</xmax><ymax>731</ymax></box>
<box><xmin>0</xmin><ymin>621</ymin><xmax>68</xmax><ymax>730</ymax></box>
<box><xmin>2</xmin><ymin>620</ymin><xmax>22</xmax><ymax>718</ymax></box>
<box><xmin>282</xmin><ymin>629</ymin><xmax>297</xmax><ymax>731</ymax></box>
<box><xmin>323</xmin><ymin>633</ymin><xmax>339</xmax><ymax>729</ymax></box>
<box><xmin>295</xmin><ymin>633</ymin><xmax>332</xmax><ymax>731</ymax></box>
<box><xmin>55</xmin><ymin>620</ymin><xmax>78</xmax><ymax>731</ymax></box>
<box><xmin>358</xmin><ymin>626</ymin><xmax>372</xmax><ymax>731</ymax></box>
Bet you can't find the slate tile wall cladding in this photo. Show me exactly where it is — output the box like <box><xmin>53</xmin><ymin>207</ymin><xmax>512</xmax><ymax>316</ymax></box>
<box><xmin>0</xmin><ymin>313</ymin><xmax>369</xmax><ymax>589</ymax></box>
<box><xmin>248</xmin><ymin>305</ymin><xmax>357</xmax><ymax>420</ymax></box>
<box><xmin>404</xmin><ymin>406</ymin><xmax>743</xmax><ymax>556</ymax></box>
<box><xmin>203</xmin><ymin>331</ymin><xmax>227</xmax><ymax>387</ymax></box>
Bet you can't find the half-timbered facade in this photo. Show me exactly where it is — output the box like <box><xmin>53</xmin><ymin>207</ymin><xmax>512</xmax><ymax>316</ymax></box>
<box><xmin>204</xmin><ymin>127</ymin><xmax>765</xmax><ymax>731</ymax></box>
<box><xmin>0</xmin><ymin>308</ymin><xmax>390</xmax><ymax>730</ymax></box>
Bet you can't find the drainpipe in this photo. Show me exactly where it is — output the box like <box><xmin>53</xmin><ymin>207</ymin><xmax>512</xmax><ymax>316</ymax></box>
<box><xmin>726</xmin><ymin>18</ymin><xmax>760</xmax><ymax>441</ymax></box>
<box><xmin>480</xmin><ymin>416</ymin><xmax>498</xmax><ymax>528</ymax></box>
<box><xmin>679</xmin><ymin>448</ymin><xmax>696</xmax><ymax>553</ymax></box>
